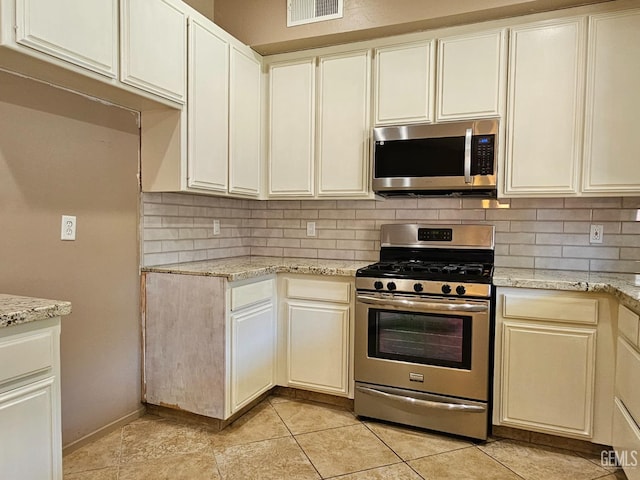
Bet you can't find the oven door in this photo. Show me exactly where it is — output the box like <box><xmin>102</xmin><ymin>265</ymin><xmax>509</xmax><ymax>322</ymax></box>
<box><xmin>354</xmin><ymin>292</ymin><xmax>491</xmax><ymax>402</ymax></box>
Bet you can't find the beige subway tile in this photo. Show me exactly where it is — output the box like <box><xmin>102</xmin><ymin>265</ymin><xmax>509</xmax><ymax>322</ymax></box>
<box><xmin>564</xmin><ymin>221</ymin><xmax>621</xmax><ymax>234</ymax></box>
<box><xmin>267</xmin><ymin>238</ymin><xmax>301</xmax><ymax>248</ymax></box>
<box><xmin>251</xmin><ymin>228</ymin><xmax>283</xmax><ymax>238</ymax></box>
<box><xmin>562</xmin><ymin>246</ymin><xmax>619</xmax><ymax>259</ymax></box>
<box><xmin>508</xmin><ymin>198</ymin><xmax>563</xmax><ymax>209</ymax></box>
<box><xmin>143</xmin><ymin>203</ymin><xmax>179</xmax><ymax>216</ymax></box>
<box><xmin>355</xmin><ymin>230</ymin><xmax>379</xmax><ymax>240</ymax></box>
<box><xmin>300</xmin><ymin>239</ymin><xmax>337</xmax><ymax>249</ymax></box>
<box><xmin>179</xmin><ymin>228</ymin><xmax>209</xmax><ymax>239</ymax></box>
<box><xmin>622</xmin><ymin>198</ymin><xmax>640</xmax><ymax>208</ymax></box>
<box><xmin>355</xmin><ymin>251</ymin><xmax>379</xmax><ymax>262</ymax></box>
<box><xmin>589</xmin><ymin>260</ymin><xmax>640</xmax><ymax>273</ymax></box>
<box><xmin>144</xmin><ymin>228</ymin><xmax>180</xmax><ymax>241</ymax></box>
<box><xmin>376</xmin><ymin>198</ymin><xmax>418</xmax><ymax>209</ymax></box>
<box><xmin>495</xmin><ymin>245</ymin><xmax>509</xmax><ymax>255</ymax></box>
<box><xmin>464</xmin><ymin>220</ymin><xmax>510</xmax><ymax>232</ymax></box>
<box><xmin>494</xmin><ymin>256</ymin><xmax>535</xmax><ymax>268</ymax></box>
<box><xmin>284</xmin><ymin>209</ymin><xmax>319</xmax><ymax>219</ymax></box>
<box><xmin>438</xmin><ymin>209</ymin><xmax>486</xmax><ymax>220</ymax></box>
<box><xmin>162</xmin><ymin>192</ymin><xmax>195</xmax><ymax>205</ymax></box>
<box><xmin>510</xmin><ymin>221</ymin><xmax>563</xmax><ymax>233</ymax></box>
<box><xmin>178</xmin><ymin>250</ymin><xmax>208</xmax><ymax>263</ymax></box>
<box><xmin>226</xmin><ymin>208</ymin><xmax>251</xmax><ymax>219</ymax></box>
<box><xmin>220</xmin><ymin>238</ymin><xmax>244</xmax><ymax>248</ymax></box>
<box><xmin>318</xmin><ymin>230</ymin><xmax>356</xmax><ymax>240</ymax></box>
<box><xmin>535</xmin><ymin>233</ymin><xmax>589</xmax><ymax>246</ymax></box>
<box><xmin>315</xmin><ymin>220</ymin><xmax>338</xmax><ymax>229</ymax></box>
<box><xmin>250</xmin><ymin>246</ymin><xmax>284</xmax><ymax>257</ymax></box>
<box><xmin>621</xmin><ymin>248</ymin><xmax>640</xmax><ymax>260</ymax></box>
<box><xmin>283</xmin><ymin>229</ymin><xmax>307</xmax><ymax>239</ymax></box>
<box><xmin>564</xmin><ymin>197</ymin><xmax>622</xmax><ymax>209</ymax></box>
<box><xmin>496</xmin><ymin>232</ymin><xmax>535</xmax><ymax>244</ymax></box>
<box><xmin>193</xmin><ymin>238</ymin><xmax>220</xmax><ymax>250</ymax></box>
<box><xmin>193</xmin><ymin>217</ymin><xmax>215</xmax><ymax>228</ymax></box>
<box><xmin>252</xmin><ymin>209</ymin><xmax>284</xmax><ymax>219</ymax></box>
<box><xmin>142</xmin><ymin>192</ymin><xmax>163</xmax><ymax>203</ymax></box>
<box><xmin>356</xmin><ymin>209</ymin><xmax>396</xmax><ymax>220</ymax></box>
<box><xmin>267</xmin><ymin>219</ymin><xmax>302</xmax><ymax>229</ymax></box>
<box><xmin>283</xmin><ymin>248</ymin><xmax>318</xmax><ymax>258</ymax></box>
<box><xmin>535</xmin><ymin>257</ymin><xmax>589</xmax><ymax>271</ymax></box>
<box><xmin>510</xmin><ymin>245</ymin><xmax>562</xmax><ymax>257</ymax></box>
<box><xmin>143</xmin><ymin>252</ymin><xmax>180</xmax><ymax>266</ymax></box>
<box><xmin>192</xmin><ymin>195</ymin><xmax>223</xmax><ymax>207</ymax></box>
<box><xmin>250</xmin><ymin>200</ymin><xmax>267</xmax><ymax>210</ymax></box>
<box><xmin>537</xmin><ymin>209</ymin><xmax>592</xmax><ymax>221</ymax></box>
<box><xmin>395</xmin><ymin>209</ymin><xmax>439</xmax><ymax>220</ymax></box>
<box><xmin>143</xmin><ymin>241</ymin><xmax>162</xmax><ymax>254</ymax></box>
<box><xmin>242</xmin><ymin>218</ymin><xmax>267</xmax><ymax>228</ymax></box>
<box><xmin>417</xmin><ymin>198</ymin><xmax>462</xmax><ymax>209</ymax></box>
<box><xmin>337</xmin><ymin>219</ymin><xmax>376</xmax><ymax>230</ymax></box>
<box><xmin>486</xmin><ymin>209</ymin><xmax>536</xmax><ymax>221</ymax></box>
<box><xmin>337</xmin><ymin>240</ymin><xmax>375</xmax><ymax>251</ymax></box>
<box><xmin>462</xmin><ymin>198</ymin><xmax>511</xmax><ymax>209</ymax></box>
<box><xmin>599</xmin><ymin>235</ymin><xmax>640</xmax><ymax>247</ymax></box>
<box><xmin>178</xmin><ymin>205</ymin><xmax>211</xmax><ymax>217</ymax></box>
<box><xmin>144</xmin><ymin>216</ymin><xmax>163</xmax><ymax>227</ymax></box>
<box><xmin>336</xmin><ymin>200</ymin><xmax>375</xmax><ymax>209</ymax></box>
<box><xmin>301</xmin><ymin>200</ymin><xmax>337</xmax><ymax>209</ymax></box>
<box><xmin>593</xmin><ymin>209</ymin><xmax>639</xmax><ymax>222</ymax></box>
<box><xmin>162</xmin><ymin>217</ymin><xmax>194</xmax><ymax>228</ymax></box>
<box><xmin>318</xmin><ymin>249</ymin><xmax>355</xmax><ymax>260</ymax></box>
<box><xmin>318</xmin><ymin>209</ymin><xmax>356</xmax><ymax>219</ymax></box>
<box><xmin>245</xmin><ymin>237</ymin><xmax>267</xmax><ymax>247</ymax></box>
<box><xmin>268</xmin><ymin>200</ymin><xmax>301</xmax><ymax>210</ymax></box>
<box><xmin>622</xmin><ymin>222</ymin><xmax>640</xmax><ymax>234</ymax></box>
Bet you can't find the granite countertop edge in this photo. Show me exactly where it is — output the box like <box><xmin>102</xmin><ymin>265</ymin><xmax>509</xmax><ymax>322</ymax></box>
<box><xmin>142</xmin><ymin>257</ymin><xmax>640</xmax><ymax>313</ymax></box>
<box><xmin>0</xmin><ymin>294</ymin><xmax>72</xmax><ymax>330</ymax></box>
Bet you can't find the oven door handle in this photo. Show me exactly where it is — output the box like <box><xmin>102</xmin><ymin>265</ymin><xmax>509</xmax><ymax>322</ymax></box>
<box><xmin>356</xmin><ymin>386</ymin><xmax>486</xmax><ymax>413</ymax></box>
<box><xmin>356</xmin><ymin>294</ymin><xmax>488</xmax><ymax>312</ymax></box>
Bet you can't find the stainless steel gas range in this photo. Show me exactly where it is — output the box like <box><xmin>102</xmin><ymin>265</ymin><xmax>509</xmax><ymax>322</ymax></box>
<box><xmin>354</xmin><ymin>223</ymin><xmax>495</xmax><ymax>440</ymax></box>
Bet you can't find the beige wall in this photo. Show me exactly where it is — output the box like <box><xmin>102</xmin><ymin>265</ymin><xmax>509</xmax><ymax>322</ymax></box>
<box><xmin>214</xmin><ymin>0</ymin><xmax>609</xmax><ymax>54</ymax></box>
<box><xmin>0</xmin><ymin>72</ymin><xmax>142</xmax><ymax>446</ymax></box>
<box><xmin>184</xmin><ymin>0</ymin><xmax>214</xmax><ymax>20</ymax></box>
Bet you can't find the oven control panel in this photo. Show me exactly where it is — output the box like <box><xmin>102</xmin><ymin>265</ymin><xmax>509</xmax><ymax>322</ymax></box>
<box><xmin>418</xmin><ymin>228</ymin><xmax>452</xmax><ymax>242</ymax></box>
<box><xmin>356</xmin><ymin>277</ymin><xmax>491</xmax><ymax>299</ymax></box>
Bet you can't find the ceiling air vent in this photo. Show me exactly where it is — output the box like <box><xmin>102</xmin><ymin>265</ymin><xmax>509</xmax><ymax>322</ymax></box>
<box><xmin>287</xmin><ymin>0</ymin><xmax>344</xmax><ymax>27</ymax></box>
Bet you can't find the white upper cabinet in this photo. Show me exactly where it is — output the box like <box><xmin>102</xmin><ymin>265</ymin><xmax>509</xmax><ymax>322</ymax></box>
<box><xmin>317</xmin><ymin>50</ymin><xmax>371</xmax><ymax>197</ymax></box>
<box><xmin>503</xmin><ymin>18</ymin><xmax>586</xmax><ymax>196</ymax></box>
<box><xmin>121</xmin><ymin>0</ymin><xmax>187</xmax><ymax>103</ymax></box>
<box><xmin>14</xmin><ymin>0</ymin><xmax>118</xmax><ymax>78</ymax></box>
<box><xmin>229</xmin><ymin>46</ymin><xmax>262</xmax><ymax>197</ymax></box>
<box><xmin>582</xmin><ymin>9</ymin><xmax>640</xmax><ymax>194</ymax></box>
<box><xmin>436</xmin><ymin>29</ymin><xmax>506</xmax><ymax>121</ymax></box>
<box><xmin>374</xmin><ymin>41</ymin><xmax>434</xmax><ymax>125</ymax></box>
<box><xmin>268</xmin><ymin>59</ymin><xmax>315</xmax><ymax>197</ymax></box>
<box><xmin>187</xmin><ymin>17</ymin><xmax>229</xmax><ymax>193</ymax></box>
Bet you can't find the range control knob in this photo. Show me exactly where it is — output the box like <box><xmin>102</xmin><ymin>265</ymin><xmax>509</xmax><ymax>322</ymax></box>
<box><xmin>441</xmin><ymin>284</ymin><xmax>452</xmax><ymax>294</ymax></box>
<box><xmin>413</xmin><ymin>283</ymin><xmax>424</xmax><ymax>292</ymax></box>
<box><xmin>456</xmin><ymin>285</ymin><xmax>467</xmax><ymax>296</ymax></box>
<box><xmin>387</xmin><ymin>282</ymin><xmax>397</xmax><ymax>291</ymax></box>
<box><xmin>374</xmin><ymin>281</ymin><xmax>384</xmax><ymax>290</ymax></box>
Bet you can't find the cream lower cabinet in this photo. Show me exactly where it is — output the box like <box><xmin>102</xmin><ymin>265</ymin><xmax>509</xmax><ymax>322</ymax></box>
<box><xmin>144</xmin><ymin>273</ymin><xmax>275</xmax><ymax>420</ymax></box>
<box><xmin>13</xmin><ymin>0</ymin><xmax>118</xmax><ymax>78</ymax></box>
<box><xmin>0</xmin><ymin>318</ymin><xmax>62</xmax><ymax>480</ymax></box>
<box><xmin>279</xmin><ymin>275</ymin><xmax>353</xmax><ymax>397</ymax></box>
<box><xmin>494</xmin><ymin>288</ymin><xmax>614</xmax><ymax>444</ymax></box>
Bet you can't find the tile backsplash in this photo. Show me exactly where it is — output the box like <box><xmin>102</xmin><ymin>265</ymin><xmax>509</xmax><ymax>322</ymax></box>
<box><xmin>142</xmin><ymin>193</ymin><xmax>640</xmax><ymax>273</ymax></box>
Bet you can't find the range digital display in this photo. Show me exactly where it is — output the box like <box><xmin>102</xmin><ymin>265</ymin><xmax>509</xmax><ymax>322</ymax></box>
<box><xmin>418</xmin><ymin>228</ymin><xmax>453</xmax><ymax>242</ymax></box>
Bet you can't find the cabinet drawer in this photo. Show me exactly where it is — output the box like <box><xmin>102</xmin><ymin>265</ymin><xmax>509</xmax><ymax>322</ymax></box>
<box><xmin>503</xmin><ymin>294</ymin><xmax>598</xmax><ymax>325</ymax></box>
<box><xmin>230</xmin><ymin>279</ymin><xmax>274</xmax><ymax>311</ymax></box>
<box><xmin>616</xmin><ymin>336</ymin><xmax>640</xmax><ymax>423</ymax></box>
<box><xmin>0</xmin><ymin>330</ymin><xmax>54</xmax><ymax>385</ymax></box>
<box><xmin>619</xmin><ymin>305</ymin><xmax>640</xmax><ymax>347</ymax></box>
<box><xmin>612</xmin><ymin>397</ymin><xmax>640</xmax><ymax>480</ymax></box>
<box><xmin>285</xmin><ymin>278</ymin><xmax>351</xmax><ymax>304</ymax></box>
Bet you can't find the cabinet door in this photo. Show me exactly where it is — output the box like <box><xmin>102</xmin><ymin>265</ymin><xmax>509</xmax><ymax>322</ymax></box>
<box><xmin>0</xmin><ymin>377</ymin><xmax>60</xmax><ymax>480</ymax></box>
<box><xmin>436</xmin><ymin>30</ymin><xmax>506</xmax><ymax>121</ymax></box>
<box><xmin>317</xmin><ymin>50</ymin><xmax>371</xmax><ymax>197</ymax></box>
<box><xmin>504</xmin><ymin>18</ymin><xmax>586</xmax><ymax>196</ymax></box>
<box><xmin>121</xmin><ymin>0</ymin><xmax>186</xmax><ymax>103</ymax></box>
<box><xmin>374</xmin><ymin>41</ymin><xmax>434</xmax><ymax>125</ymax></box>
<box><xmin>499</xmin><ymin>321</ymin><xmax>596</xmax><ymax>438</ymax></box>
<box><xmin>268</xmin><ymin>59</ymin><xmax>315</xmax><ymax>197</ymax></box>
<box><xmin>231</xmin><ymin>302</ymin><xmax>275</xmax><ymax>413</ymax></box>
<box><xmin>187</xmin><ymin>17</ymin><xmax>229</xmax><ymax>192</ymax></box>
<box><xmin>286</xmin><ymin>300</ymin><xmax>350</xmax><ymax>395</ymax></box>
<box><xmin>15</xmin><ymin>0</ymin><xmax>118</xmax><ymax>78</ymax></box>
<box><xmin>229</xmin><ymin>46</ymin><xmax>262</xmax><ymax>197</ymax></box>
<box><xmin>583</xmin><ymin>9</ymin><xmax>640</xmax><ymax>194</ymax></box>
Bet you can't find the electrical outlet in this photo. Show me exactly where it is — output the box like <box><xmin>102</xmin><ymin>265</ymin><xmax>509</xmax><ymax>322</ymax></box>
<box><xmin>213</xmin><ymin>219</ymin><xmax>220</xmax><ymax>235</ymax></box>
<box><xmin>306</xmin><ymin>221</ymin><xmax>316</xmax><ymax>237</ymax></box>
<box><xmin>590</xmin><ymin>224</ymin><xmax>604</xmax><ymax>244</ymax></box>
<box><xmin>61</xmin><ymin>215</ymin><xmax>76</xmax><ymax>241</ymax></box>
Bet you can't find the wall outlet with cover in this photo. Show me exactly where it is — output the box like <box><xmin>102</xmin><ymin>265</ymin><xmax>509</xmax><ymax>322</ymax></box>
<box><xmin>589</xmin><ymin>224</ymin><xmax>603</xmax><ymax>244</ymax></box>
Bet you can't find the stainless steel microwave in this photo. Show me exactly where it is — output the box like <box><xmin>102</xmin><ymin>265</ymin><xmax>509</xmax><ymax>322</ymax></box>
<box><xmin>372</xmin><ymin>120</ymin><xmax>498</xmax><ymax>196</ymax></box>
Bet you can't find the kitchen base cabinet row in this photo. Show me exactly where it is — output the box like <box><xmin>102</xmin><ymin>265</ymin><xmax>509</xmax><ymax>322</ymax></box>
<box><xmin>143</xmin><ymin>272</ymin><xmax>353</xmax><ymax>422</ymax></box>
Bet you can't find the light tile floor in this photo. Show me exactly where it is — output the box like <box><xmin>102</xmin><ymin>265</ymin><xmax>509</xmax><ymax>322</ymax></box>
<box><xmin>64</xmin><ymin>396</ymin><xmax>628</xmax><ymax>480</ymax></box>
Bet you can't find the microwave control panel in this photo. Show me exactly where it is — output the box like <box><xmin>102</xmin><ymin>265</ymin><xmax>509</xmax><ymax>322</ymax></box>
<box><xmin>471</xmin><ymin>135</ymin><xmax>495</xmax><ymax>176</ymax></box>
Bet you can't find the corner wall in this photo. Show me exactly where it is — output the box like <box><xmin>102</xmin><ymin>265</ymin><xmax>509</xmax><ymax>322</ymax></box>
<box><xmin>0</xmin><ymin>72</ymin><xmax>142</xmax><ymax>446</ymax></box>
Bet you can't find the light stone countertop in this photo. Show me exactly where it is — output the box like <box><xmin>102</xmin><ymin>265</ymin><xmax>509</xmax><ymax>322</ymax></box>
<box><xmin>493</xmin><ymin>267</ymin><xmax>640</xmax><ymax>313</ymax></box>
<box><xmin>142</xmin><ymin>256</ymin><xmax>372</xmax><ymax>282</ymax></box>
<box><xmin>143</xmin><ymin>257</ymin><xmax>640</xmax><ymax>313</ymax></box>
<box><xmin>0</xmin><ymin>293</ymin><xmax>72</xmax><ymax>329</ymax></box>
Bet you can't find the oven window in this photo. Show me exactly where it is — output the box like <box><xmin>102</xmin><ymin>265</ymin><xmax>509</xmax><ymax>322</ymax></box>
<box><xmin>368</xmin><ymin>308</ymin><xmax>472</xmax><ymax>370</ymax></box>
